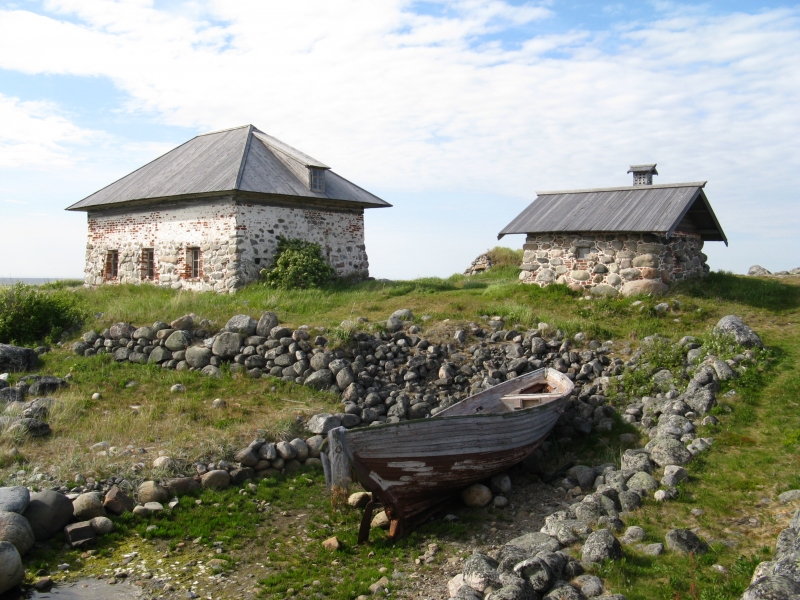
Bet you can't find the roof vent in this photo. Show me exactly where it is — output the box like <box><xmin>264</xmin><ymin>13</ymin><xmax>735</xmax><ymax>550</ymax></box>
<box><xmin>627</xmin><ymin>164</ymin><xmax>658</xmax><ymax>186</ymax></box>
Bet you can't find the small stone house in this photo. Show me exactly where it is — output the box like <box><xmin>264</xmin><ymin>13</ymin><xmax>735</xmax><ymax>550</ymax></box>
<box><xmin>67</xmin><ymin>125</ymin><xmax>391</xmax><ymax>292</ymax></box>
<box><xmin>497</xmin><ymin>165</ymin><xmax>727</xmax><ymax>295</ymax></box>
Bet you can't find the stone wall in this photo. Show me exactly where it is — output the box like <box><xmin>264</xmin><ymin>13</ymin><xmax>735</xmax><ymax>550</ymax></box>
<box><xmin>235</xmin><ymin>202</ymin><xmax>368</xmax><ymax>283</ymax></box>
<box><xmin>84</xmin><ymin>197</ymin><xmax>369</xmax><ymax>293</ymax></box>
<box><xmin>519</xmin><ymin>232</ymin><xmax>708</xmax><ymax>295</ymax></box>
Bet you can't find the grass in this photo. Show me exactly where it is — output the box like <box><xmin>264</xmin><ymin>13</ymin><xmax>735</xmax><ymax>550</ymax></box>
<box><xmin>3</xmin><ymin>270</ymin><xmax>800</xmax><ymax>599</ymax></box>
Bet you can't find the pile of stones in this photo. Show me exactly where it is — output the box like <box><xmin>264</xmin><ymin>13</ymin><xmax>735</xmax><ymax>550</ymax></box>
<box><xmin>0</xmin><ymin>373</ymin><xmax>68</xmax><ymax>438</ymax></box>
<box><xmin>0</xmin><ymin>485</ymin><xmax>115</xmax><ymax>594</ymax></box>
<box><xmin>437</xmin><ymin>315</ymin><xmax>764</xmax><ymax>599</ymax></box>
<box><xmin>747</xmin><ymin>265</ymin><xmax>800</xmax><ymax>277</ymax></box>
<box><xmin>445</xmin><ymin>523</ymin><xmax>712</xmax><ymax>600</ymax></box>
<box><xmin>70</xmin><ymin>309</ymin><xmax>633</xmax><ymax>431</ymax></box>
<box><xmin>464</xmin><ymin>254</ymin><xmax>493</xmax><ymax>276</ymax></box>
<box><xmin>740</xmin><ymin>493</ymin><xmax>800</xmax><ymax>599</ymax></box>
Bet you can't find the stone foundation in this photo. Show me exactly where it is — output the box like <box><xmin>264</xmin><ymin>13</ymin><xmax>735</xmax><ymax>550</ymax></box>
<box><xmin>519</xmin><ymin>232</ymin><xmax>708</xmax><ymax>294</ymax></box>
<box><xmin>84</xmin><ymin>196</ymin><xmax>369</xmax><ymax>293</ymax></box>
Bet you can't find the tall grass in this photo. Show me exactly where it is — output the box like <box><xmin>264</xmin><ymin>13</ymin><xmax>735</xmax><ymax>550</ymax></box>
<box><xmin>0</xmin><ymin>283</ymin><xmax>87</xmax><ymax>345</ymax></box>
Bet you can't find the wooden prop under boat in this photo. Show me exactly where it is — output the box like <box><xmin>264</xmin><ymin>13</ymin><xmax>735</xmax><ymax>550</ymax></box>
<box><xmin>320</xmin><ymin>367</ymin><xmax>573</xmax><ymax>541</ymax></box>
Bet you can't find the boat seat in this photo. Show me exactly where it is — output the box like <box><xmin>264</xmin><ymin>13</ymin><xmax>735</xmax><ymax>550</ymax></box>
<box><xmin>501</xmin><ymin>392</ymin><xmax>563</xmax><ymax>411</ymax></box>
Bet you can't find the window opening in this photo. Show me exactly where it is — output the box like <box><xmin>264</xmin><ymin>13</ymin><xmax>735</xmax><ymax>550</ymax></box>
<box><xmin>105</xmin><ymin>250</ymin><xmax>118</xmax><ymax>280</ymax></box>
<box><xmin>576</xmin><ymin>246</ymin><xmax>594</xmax><ymax>260</ymax></box>
<box><xmin>188</xmin><ymin>247</ymin><xmax>201</xmax><ymax>278</ymax></box>
<box><xmin>142</xmin><ymin>248</ymin><xmax>155</xmax><ymax>280</ymax></box>
<box><xmin>310</xmin><ymin>168</ymin><xmax>325</xmax><ymax>193</ymax></box>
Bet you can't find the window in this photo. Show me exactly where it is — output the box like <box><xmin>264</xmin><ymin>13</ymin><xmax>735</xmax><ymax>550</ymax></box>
<box><xmin>142</xmin><ymin>248</ymin><xmax>155</xmax><ymax>280</ymax></box>
<box><xmin>188</xmin><ymin>247</ymin><xmax>201</xmax><ymax>278</ymax></box>
<box><xmin>576</xmin><ymin>246</ymin><xmax>594</xmax><ymax>260</ymax></box>
<box><xmin>309</xmin><ymin>168</ymin><xmax>325</xmax><ymax>193</ymax></box>
<box><xmin>104</xmin><ymin>250</ymin><xmax>118</xmax><ymax>280</ymax></box>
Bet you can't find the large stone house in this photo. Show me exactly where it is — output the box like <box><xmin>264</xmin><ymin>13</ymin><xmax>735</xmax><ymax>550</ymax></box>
<box><xmin>497</xmin><ymin>165</ymin><xmax>727</xmax><ymax>295</ymax></box>
<box><xmin>67</xmin><ymin>125</ymin><xmax>391</xmax><ymax>292</ymax></box>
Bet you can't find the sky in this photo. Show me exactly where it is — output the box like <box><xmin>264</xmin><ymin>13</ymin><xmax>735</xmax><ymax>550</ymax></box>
<box><xmin>0</xmin><ymin>0</ymin><xmax>798</xmax><ymax>279</ymax></box>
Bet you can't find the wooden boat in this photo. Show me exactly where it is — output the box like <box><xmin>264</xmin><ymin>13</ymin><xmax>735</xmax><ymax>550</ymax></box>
<box><xmin>321</xmin><ymin>367</ymin><xmax>573</xmax><ymax>541</ymax></box>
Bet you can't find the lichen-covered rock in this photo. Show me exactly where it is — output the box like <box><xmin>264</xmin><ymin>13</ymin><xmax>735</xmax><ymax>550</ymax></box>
<box><xmin>256</xmin><ymin>312</ymin><xmax>279</xmax><ymax>337</ymax></box>
<box><xmin>713</xmin><ymin>315</ymin><xmax>763</xmax><ymax>348</ymax></box>
<box><xmin>211</xmin><ymin>332</ymin><xmax>243</xmax><ymax>358</ymax></box>
<box><xmin>649</xmin><ymin>437</ymin><xmax>692</xmax><ymax>467</ymax></box>
<box><xmin>304</xmin><ymin>370</ymin><xmax>334</xmax><ymax>389</ymax></box>
<box><xmin>513</xmin><ymin>557</ymin><xmax>554</xmax><ymax>592</ymax></box>
<box><xmin>462</xmin><ymin>552</ymin><xmax>501</xmax><ymax>593</ymax></box>
<box><xmin>307</xmin><ymin>413</ymin><xmax>341</xmax><ymax>434</ymax></box>
<box><xmin>740</xmin><ymin>575</ymin><xmax>800</xmax><ymax>600</ymax></box>
<box><xmin>225</xmin><ymin>315</ymin><xmax>257</xmax><ymax>336</ymax></box>
<box><xmin>621</xmin><ymin>450</ymin><xmax>654</xmax><ymax>474</ymax></box>
<box><xmin>665</xmin><ymin>529</ymin><xmax>708</xmax><ymax>555</ymax></box>
<box><xmin>581</xmin><ymin>529</ymin><xmax>622</xmax><ymax>563</ymax></box>
<box><xmin>497</xmin><ymin>544</ymin><xmax>528</xmax><ymax>573</ymax></box>
<box><xmin>506</xmin><ymin>532</ymin><xmax>562</xmax><ymax>555</ymax></box>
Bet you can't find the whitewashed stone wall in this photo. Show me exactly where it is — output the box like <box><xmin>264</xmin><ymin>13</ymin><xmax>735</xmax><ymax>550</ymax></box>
<box><xmin>235</xmin><ymin>203</ymin><xmax>368</xmax><ymax>283</ymax></box>
<box><xmin>519</xmin><ymin>232</ymin><xmax>708</xmax><ymax>295</ymax></box>
<box><xmin>84</xmin><ymin>196</ymin><xmax>369</xmax><ymax>293</ymax></box>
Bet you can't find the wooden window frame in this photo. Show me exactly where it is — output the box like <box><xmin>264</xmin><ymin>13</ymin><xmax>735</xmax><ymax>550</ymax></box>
<box><xmin>309</xmin><ymin>168</ymin><xmax>325</xmax><ymax>193</ymax></box>
<box><xmin>104</xmin><ymin>250</ymin><xmax>118</xmax><ymax>281</ymax></box>
<box><xmin>186</xmin><ymin>247</ymin><xmax>201</xmax><ymax>279</ymax></box>
<box><xmin>141</xmin><ymin>248</ymin><xmax>155</xmax><ymax>281</ymax></box>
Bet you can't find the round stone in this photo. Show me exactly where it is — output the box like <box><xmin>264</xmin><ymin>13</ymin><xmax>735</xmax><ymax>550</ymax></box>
<box><xmin>0</xmin><ymin>487</ymin><xmax>29</xmax><ymax>514</ymax></box>
<box><xmin>72</xmin><ymin>492</ymin><xmax>106</xmax><ymax>520</ymax></box>
<box><xmin>0</xmin><ymin>511</ymin><xmax>34</xmax><ymax>556</ymax></box>
<box><xmin>461</xmin><ymin>484</ymin><xmax>492</xmax><ymax>507</ymax></box>
<box><xmin>23</xmin><ymin>490</ymin><xmax>74</xmax><ymax>541</ymax></box>
<box><xmin>0</xmin><ymin>541</ymin><xmax>24</xmax><ymax>594</ymax></box>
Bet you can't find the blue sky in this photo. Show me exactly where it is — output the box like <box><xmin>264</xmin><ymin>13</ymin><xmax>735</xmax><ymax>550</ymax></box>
<box><xmin>0</xmin><ymin>0</ymin><xmax>798</xmax><ymax>278</ymax></box>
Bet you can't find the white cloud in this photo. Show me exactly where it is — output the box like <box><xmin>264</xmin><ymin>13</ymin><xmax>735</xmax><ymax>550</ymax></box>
<box><xmin>0</xmin><ymin>1</ymin><xmax>798</xmax><ymax>276</ymax></box>
<box><xmin>0</xmin><ymin>93</ymin><xmax>100</xmax><ymax>167</ymax></box>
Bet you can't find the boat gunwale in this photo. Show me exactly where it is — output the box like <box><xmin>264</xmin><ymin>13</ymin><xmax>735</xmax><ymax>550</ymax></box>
<box><xmin>343</xmin><ymin>367</ymin><xmax>572</xmax><ymax>436</ymax></box>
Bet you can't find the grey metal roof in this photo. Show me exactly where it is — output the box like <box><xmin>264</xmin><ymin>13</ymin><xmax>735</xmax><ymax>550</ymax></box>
<box><xmin>66</xmin><ymin>125</ymin><xmax>389</xmax><ymax>211</ymax></box>
<box><xmin>498</xmin><ymin>182</ymin><xmax>727</xmax><ymax>244</ymax></box>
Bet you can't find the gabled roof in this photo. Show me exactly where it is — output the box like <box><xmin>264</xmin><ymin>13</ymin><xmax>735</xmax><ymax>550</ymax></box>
<box><xmin>66</xmin><ymin>125</ymin><xmax>390</xmax><ymax>211</ymax></box>
<box><xmin>498</xmin><ymin>182</ymin><xmax>727</xmax><ymax>244</ymax></box>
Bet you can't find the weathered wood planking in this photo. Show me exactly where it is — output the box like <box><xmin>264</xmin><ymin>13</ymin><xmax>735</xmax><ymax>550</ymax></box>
<box><xmin>497</xmin><ymin>182</ymin><xmax>726</xmax><ymax>243</ymax></box>
<box><xmin>68</xmin><ymin>125</ymin><xmax>391</xmax><ymax>211</ymax></box>
<box><xmin>328</xmin><ymin>368</ymin><xmax>573</xmax><ymax>537</ymax></box>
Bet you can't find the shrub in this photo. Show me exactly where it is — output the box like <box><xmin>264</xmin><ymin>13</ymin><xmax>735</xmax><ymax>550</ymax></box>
<box><xmin>261</xmin><ymin>237</ymin><xmax>336</xmax><ymax>289</ymax></box>
<box><xmin>0</xmin><ymin>283</ymin><xmax>87</xmax><ymax>345</ymax></box>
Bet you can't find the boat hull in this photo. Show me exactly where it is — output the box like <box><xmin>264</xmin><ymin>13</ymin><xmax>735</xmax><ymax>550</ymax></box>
<box><xmin>325</xmin><ymin>368</ymin><xmax>572</xmax><ymax>537</ymax></box>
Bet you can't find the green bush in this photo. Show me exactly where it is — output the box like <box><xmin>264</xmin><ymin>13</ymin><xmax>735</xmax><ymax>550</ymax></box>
<box><xmin>485</xmin><ymin>246</ymin><xmax>524</xmax><ymax>269</ymax></box>
<box><xmin>0</xmin><ymin>283</ymin><xmax>87</xmax><ymax>345</ymax></box>
<box><xmin>261</xmin><ymin>237</ymin><xmax>336</xmax><ymax>290</ymax></box>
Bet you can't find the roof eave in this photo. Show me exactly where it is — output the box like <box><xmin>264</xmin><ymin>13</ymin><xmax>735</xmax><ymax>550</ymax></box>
<box><xmin>667</xmin><ymin>188</ymin><xmax>728</xmax><ymax>246</ymax></box>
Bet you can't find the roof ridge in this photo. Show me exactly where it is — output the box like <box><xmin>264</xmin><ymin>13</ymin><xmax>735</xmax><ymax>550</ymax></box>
<box><xmin>234</xmin><ymin>125</ymin><xmax>255</xmax><ymax>190</ymax></box>
<box><xmin>197</xmin><ymin>124</ymin><xmax>253</xmax><ymax>137</ymax></box>
<box><xmin>536</xmin><ymin>182</ymin><xmax>707</xmax><ymax>196</ymax></box>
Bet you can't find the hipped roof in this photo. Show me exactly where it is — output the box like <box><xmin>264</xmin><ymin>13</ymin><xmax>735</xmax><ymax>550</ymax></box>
<box><xmin>498</xmin><ymin>182</ymin><xmax>727</xmax><ymax>244</ymax></box>
<box><xmin>67</xmin><ymin>125</ymin><xmax>390</xmax><ymax>211</ymax></box>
